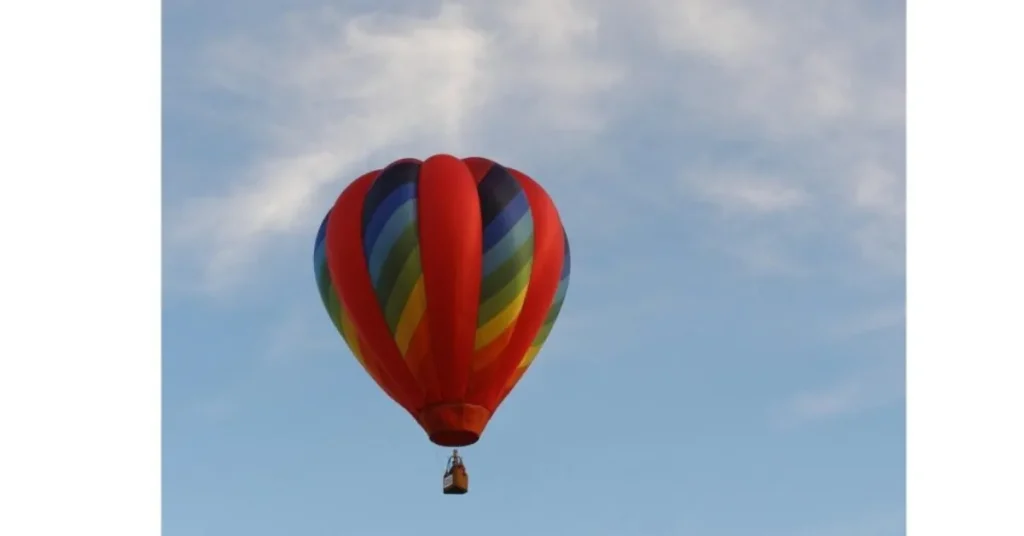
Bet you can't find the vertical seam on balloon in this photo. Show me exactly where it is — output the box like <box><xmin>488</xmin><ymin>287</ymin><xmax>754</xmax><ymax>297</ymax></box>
<box><xmin>416</xmin><ymin>155</ymin><xmax>481</xmax><ymax>404</ymax></box>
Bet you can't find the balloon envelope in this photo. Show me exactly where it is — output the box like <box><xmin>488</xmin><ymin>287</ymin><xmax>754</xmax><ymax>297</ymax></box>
<box><xmin>313</xmin><ymin>154</ymin><xmax>570</xmax><ymax>447</ymax></box>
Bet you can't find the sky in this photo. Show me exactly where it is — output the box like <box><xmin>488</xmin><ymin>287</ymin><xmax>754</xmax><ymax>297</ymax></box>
<box><xmin>162</xmin><ymin>1</ymin><xmax>905</xmax><ymax>535</ymax></box>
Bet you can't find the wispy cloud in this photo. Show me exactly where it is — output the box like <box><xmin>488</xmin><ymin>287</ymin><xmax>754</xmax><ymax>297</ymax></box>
<box><xmin>830</xmin><ymin>305</ymin><xmax>905</xmax><ymax>339</ymax></box>
<box><xmin>167</xmin><ymin>0</ymin><xmax>904</xmax><ymax>292</ymax></box>
<box><xmin>688</xmin><ymin>172</ymin><xmax>811</xmax><ymax>216</ymax></box>
<box><xmin>644</xmin><ymin>0</ymin><xmax>903</xmax><ymax>139</ymax></box>
<box><xmin>648</xmin><ymin>0</ymin><xmax>904</xmax><ymax>278</ymax></box>
<box><xmin>778</xmin><ymin>304</ymin><xmax>904</xmax><ymax>426</ymax></box>
<box><xmin>169</xmin><ymin>0</ymin><xmax>622</xmax><ymax>291</ymax></box>
<box><xmin>190</xmin><ymin>395</ymin><xmax>239</xmax><ymax>423</ymax></box>
<box><xmin>770</xmin><ymin>304</ymin><xmax>904</xmax><ymax>427</ymax></box>
<box><xmin>261</xmin><ymin>306</ymin><xmax>341</xmax><ymax>366</ymax></box>
<box><xmin>775</xmin><ymin>357</ymin><xmax>905</xmax><ymax>426</ymax></box>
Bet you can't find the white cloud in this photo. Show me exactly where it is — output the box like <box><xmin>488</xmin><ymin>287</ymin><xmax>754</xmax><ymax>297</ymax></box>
<box><xmin>646</xmin><ymin>0</ymin><xmax>902</xmax><ymax>139</ymax></box>
<box><xmin>776</xmin><ymin>358</ymin><xmax>904</xmax><ymax>425</ymax></box>
<box><xmin>719</xmin><ymin>234</ymin><xmax>809</xmax><ymax>277</ymax></box>
<box><xmin>167</xmin><ymin>0</ymin><xmax>904</xmax><ymax>291</ymax></box>
<box><xmin>169</xmin><ymin>0</ymin><xmax>622</xmax><ymax>290</ymax></box>
<box><xmin>649</xmin><ymin>0</ymin><xmax>777</xmax><ymax>69</ymax></box>
<box><xmin>649</xmin><ymin>0</ymin><xmax>904</xmax><ymax>277</ymax></box>
<box><xmin>831</xmin><ymin>306</ymin><xmax>905</xmax><ymax>339</ymax></box>
<box><xmin>190</xmin><ymin>394</ymin><xmax>238</xmax><ymax>423</ymax></box>
<box><xmin>262</xmin><ymin>306</ymin><xmax>340</xmax><ymax>366</ymax></box>
<box><xmin>787</xmin><ymin>380</ymin><xmax>876</xmax><ymax>421</ymax></box>
<box><xmin>776</xmin><ymin>305</ymin><xmax>904</xmax><ymax>426</ymax></box>
<box><xmin>688</xmin><ymin>172</ymin><xmax>811</xmax><ymax>215</ymax></box>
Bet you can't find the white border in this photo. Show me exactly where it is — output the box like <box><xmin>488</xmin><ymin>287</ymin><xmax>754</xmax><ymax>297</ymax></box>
<box><xmin>0</xmin><ymin>1</ymin><xmax>160</xmax><ymax>535</ymax></box>
<box><xmin>2</xmin><ymin>1</ymin><xmax>1021</xmax><ymax>535</ymax></box>
<box><xmin>909</xmin><ymin>1</ymin><xmax>1024</xmax><ymax>536</ymax></box>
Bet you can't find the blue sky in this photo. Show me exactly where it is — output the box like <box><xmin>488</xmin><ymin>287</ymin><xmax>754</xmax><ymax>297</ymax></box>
<box><xmin>163</xmin><ymin>1</ymin><xmax>905</xmax><ymax>535</ymax></box>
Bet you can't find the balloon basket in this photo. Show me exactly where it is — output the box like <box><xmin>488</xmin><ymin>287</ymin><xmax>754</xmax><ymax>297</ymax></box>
<box><xmin>443</xmin><ymin>465</ymin><xmax>469</xmax><ymax>495</ymax></box>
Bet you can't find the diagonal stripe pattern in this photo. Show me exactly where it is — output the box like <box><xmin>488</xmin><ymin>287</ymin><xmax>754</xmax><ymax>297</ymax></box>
<box><xmin>474</xmin><ymin>164</ymin><xmax>535</xmax><ymax>357</ymax></box>
<box><xmin>497</xmin><ymin>227</ymin><xmax>571</xmax><ymax>401</ymax></box>
<box><xmin>360</xmin><ymin>161</ymin><xmax>428</xmax><ymax>358</ymax></box>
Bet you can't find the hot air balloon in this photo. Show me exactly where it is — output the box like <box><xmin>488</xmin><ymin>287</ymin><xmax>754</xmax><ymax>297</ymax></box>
<box><xmin>312</xmin><ymin>154</ymin><xmax>570</xmax><ymax>494</ymax></box>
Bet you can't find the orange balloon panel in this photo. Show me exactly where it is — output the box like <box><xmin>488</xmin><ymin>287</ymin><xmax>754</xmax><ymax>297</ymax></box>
<box><xmin>314</xmin><ymin>154</ymin><xmax>570</xmax><ymax>447</ymax></box>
